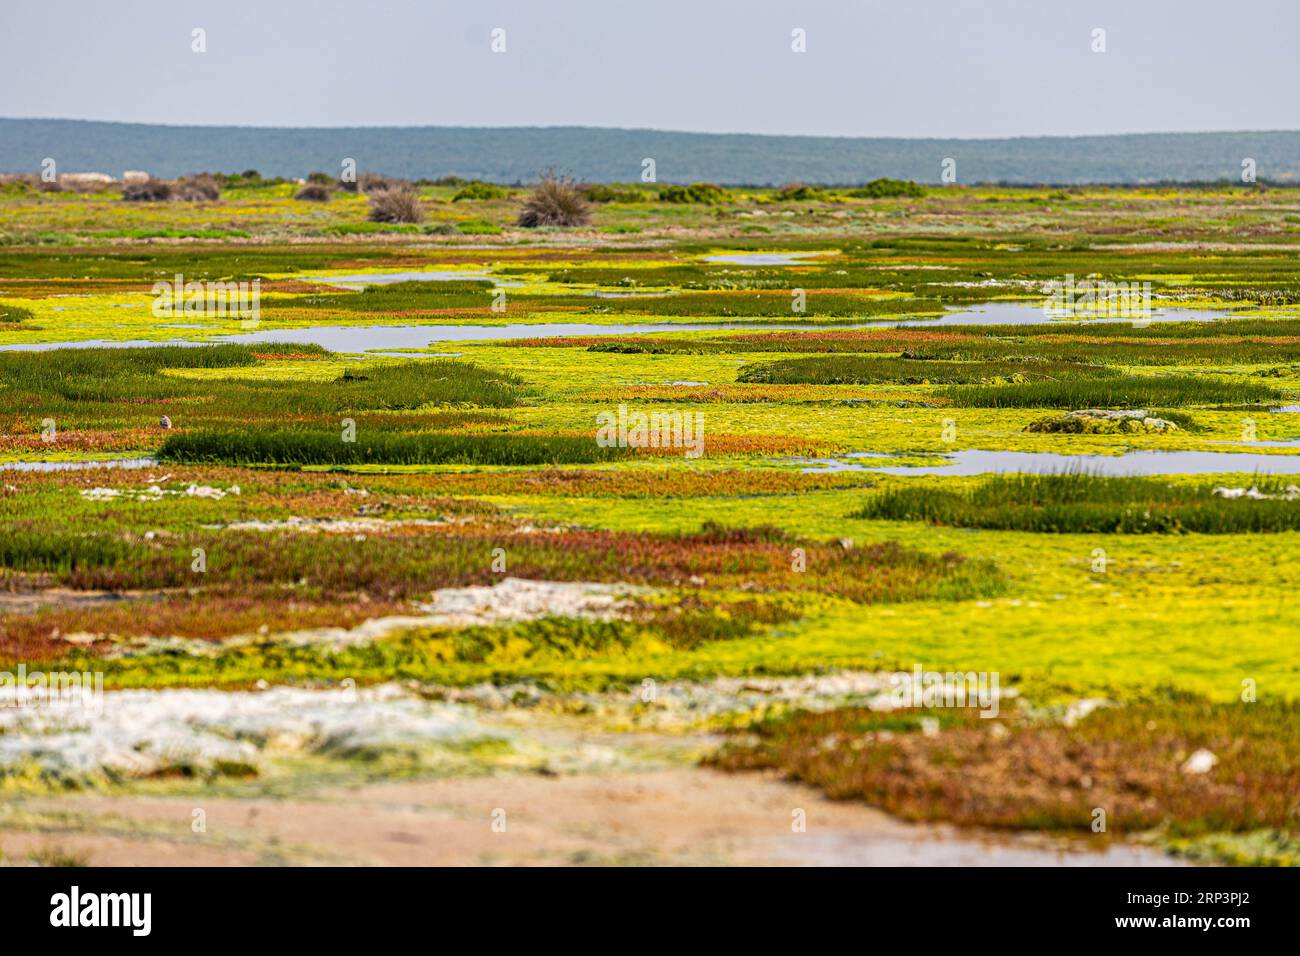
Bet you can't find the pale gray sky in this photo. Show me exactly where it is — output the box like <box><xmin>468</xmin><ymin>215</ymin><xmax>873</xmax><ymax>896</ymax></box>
<box><xmin>2</xmin><ymin>0</ymin><xmax>1296</xmax><ymax>137</ymax></box>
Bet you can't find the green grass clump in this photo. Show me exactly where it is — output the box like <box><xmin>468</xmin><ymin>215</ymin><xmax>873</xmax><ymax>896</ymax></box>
<box><xmin>158</xmin><ymin>429</ymin><xmax>629</xmax><ymax>466</ymax></box>
<box><xmin>331</xmin><ymin>360</ymin><xmax>521</xmax><ymax>409</ymax></box>
<box><xmin>455</xmin><ymin>219</ymin><xmax>504</xmax><ymax>235</ymax></box>
<box><xmin>855</xmin><ymin>473</ymin><xmax>1300</xmax><ymax>533</ymax></box>
<box><xmin>0</xmin><ymin>343</ymin><xmax>323</xmax><ymax>402</ymax></box>
<box><xmin>274</xmin><ymin>279</ymin><xmax>495</xmax><ymax>312</ymax></box>
<box><xmin>846</xmin><ymin>178</ymin><xmax>925</xmax><ymax>199</ymax></box>
<box><xmin>0</xmin><ymin>349</ymin><xmax>522</xmax><ymax>441</ymax></box>
<box><xmin>900</xmin><ymin>338</ymin><xmax>1300</xmax><ymax>367</ymax></box>
<box><xmin>452</xmin><ymin>181</ymin><xmax>509</xmax><ymax>201</ymax></box>
<box><xmin>941</xmin><ymin>374</ymin><xmax>1281</xmax><ymax>408</ymax></box>
<box><xmin>658</xmin><ymin>182</ymin><xmax>732</xmax><ymax>205</ymax></box>
<box><xmin>775</xmin><ymin>183</ymin><xmax>830</xmax><ymax>202</ymax></box>
<box><xmin>583</xmin><ymin>184</ymin><xmax>648</xmax><ymax>203</ymax></box>
<box><xmin>95</xmin><ymin>227</ymin><xmax>252</xmax><ymax>240</ymax></box>
<box><xmin>0</xmin><ymin>302</ymin><xmax>35</xmax><ymax>323</ymax></box>
<box><xmin>0</xmin><ymin>349</ymin><xmax>518</xmax><ymax>418</ymax></box>
<box><xmin>0</xmin><ymin>528</ymin><xmax>135</xmax><ymax>574</ymax></box>
<box><xmin>737</xmin><ymin>355</ymin><xmax>1114</xmax><ymax>385</ymax></box>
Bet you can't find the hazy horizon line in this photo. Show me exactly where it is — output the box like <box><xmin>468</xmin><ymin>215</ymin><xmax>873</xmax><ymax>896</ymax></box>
<box><xmin>5</xmin><ymin>117</ymin><xmax>1298</xmax><ymax>143</ymax></box>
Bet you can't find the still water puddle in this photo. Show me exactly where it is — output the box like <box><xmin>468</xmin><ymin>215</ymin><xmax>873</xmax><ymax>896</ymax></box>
<box><xmin>864</xmin><ymin>302</ymin><xmax>1236</xmax><ymax>328</ymax></box>
<box><xmin>702</xmin><ymin>252</ymin><xmax>822</xmax><ymax>266</ymax></box>
<box><xmin>303</xmin><ymin>270</ymin><xmax>506</xmax><ymax>286</ymax></box>
<box><xmin>0</xmin><ymin>321</ymin><xmax>865</xmax><ymax>353</ymax></box>
<box><xmin>801</xmin><ymin>448</ymin><xmax>1300</xmax><ymax>476</ymax></box>
<box><xmin>0</xmin><ymin>302</ymin><xmax>1248</xmax><ymax>354</ymax></box>
<box><xmin>0</xmin><ymin>458</ymin><xmax>158</xmax><ymax>473</ymax></box>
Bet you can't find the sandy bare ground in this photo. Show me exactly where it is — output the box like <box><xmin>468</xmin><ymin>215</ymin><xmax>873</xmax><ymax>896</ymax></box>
<box><xmin>1</xmin><ymin>767</ymin><xmax>1181</xmax><ymax>867</ymax></box>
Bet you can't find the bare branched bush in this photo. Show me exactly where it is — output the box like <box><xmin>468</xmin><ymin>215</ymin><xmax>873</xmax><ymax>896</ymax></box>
<box><xmin>122</xmin><ymin>178</ymin><xmax>174</xmax><ymax>202</ymax></box>
<box><xmin>295</xmin><ymin>183</ymin><xmax>332</xmax><ymax>202</ymax></box>
<box><xmin>517</xmin><ymin>171</ymin><xmax>590</xmax><ymax>228</ymax></box>
<box><xmin>359</xmin><ymin>172</ymin><xmax>397</xmax><ymax>194</ymax></box>
<box><xmin>174</xmin><ymin>174</ymin><xmax>222</xmax><ymax>201</ymax></box>
<box><xmin>368</xmin><ymin>183</ymin><xmax>425</xmax><ymax>223</ymax></box>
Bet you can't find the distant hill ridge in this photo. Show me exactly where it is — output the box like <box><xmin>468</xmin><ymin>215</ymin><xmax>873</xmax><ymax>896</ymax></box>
<box><xmin>3</xmin><ymin>118</ymin><xmax>1298</xmax><ymax>185</ymax></box>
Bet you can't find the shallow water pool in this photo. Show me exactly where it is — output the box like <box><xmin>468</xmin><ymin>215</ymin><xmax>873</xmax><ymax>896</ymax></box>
<box><xmin>801</xmin><ymin>448</ymin><xmax>1300</xmax><ymax>476</ymax></box>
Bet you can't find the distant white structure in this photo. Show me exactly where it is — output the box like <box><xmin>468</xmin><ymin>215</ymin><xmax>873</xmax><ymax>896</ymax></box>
<box><xmin>58</xmin><ymin>172</ymin><xmax>114</xmax><ymax>188</ymax></box>
<box><xmin>123</xmin><ymin>170</ymin><xmax>150</xmax><ymax>184</ymax></box>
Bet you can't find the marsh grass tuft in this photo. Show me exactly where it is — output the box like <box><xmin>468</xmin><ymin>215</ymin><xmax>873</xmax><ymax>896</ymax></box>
<box><xmin>941</xmin><ymin>375</ymin><xmax>1281</xmax><ymax>408</ymax></box>
<box><xmin>158</xmin><ymin>430</ymin><xmax>628</xmax><ymax>466</ymax></box>
<box><xmin>517</xmin><ymin>172</ymin><xmax>590</xmax><ymax>228</ymax></box>
<box><xmin>368</xmin><ymin>184</ymin><xmax>425</xmax><ymax>223</ymax></box>
<box><xmin>856</xmin><ymin>473</ymin><xmax>1300</xmax><ymax>533</ymax></box>
<box><xmin>294</xmin><ymin>183</ymin><xmax>332</xmax><ymax>202</ymax></box>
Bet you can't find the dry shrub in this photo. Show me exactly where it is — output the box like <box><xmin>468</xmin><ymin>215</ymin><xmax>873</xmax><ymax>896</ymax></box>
<box><xmin>122</xmin><ymin>178</ymin><xmax>174</xmax><ymax>202</ymax></box>
<box><xmin>359</xmin><ymin>172</ymin><xmax>398</xmax><ymax>194</ymax></box>
<box><xmin>368</xmin><ymin>184</ymin><xmax>425</xmax><ymax>223</ymax></box>
<box><xmin>517</xmin><ymin>171</ymin><xmax>590</xmax><ymax>228</ymax></box>
<box><xmin>174</xmin><ymin>174</ymin><xmax>221</xmax><ymax>201</ymax></box>
<box><xmin>295</xmin><ymin>183</ymin><xmax>332</xmax><ymax>202</ymax></box>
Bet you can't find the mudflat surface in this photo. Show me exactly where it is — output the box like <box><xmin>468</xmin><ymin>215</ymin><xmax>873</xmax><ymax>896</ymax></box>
<box><xmin>4</xmin><ymin>767</ymin><xmax>1182</xmax><ymax>867</ymax></box>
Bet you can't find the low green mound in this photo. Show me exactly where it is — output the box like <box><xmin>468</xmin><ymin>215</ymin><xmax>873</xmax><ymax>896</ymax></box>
<box><xmin>159</xmin><ymin>429</ymin><xmax>628</xmax><ymax>467</ymax></box>
<box><xmin>658</xmin><ymin>182</ymin><xmax>732</xmax><ymax>204</ymax></box>
<box><xmin>941</xmin><ymin>375</ymin><xmax>1280</xmax><ymax>408</ymax></box>
<box><xmin>846</xmin><ymin>178</ymin><xmax>925</xmax><ymax>199</ymax></box>
<box><xmin>0</xmin><ymin>302</ymin><xmax>35</xmax><ymax>323</ymax></box>
<box><xmin>855</xmin><ymin>473</ymin><xmax>1300</xmax><ymax>534</ymax></box>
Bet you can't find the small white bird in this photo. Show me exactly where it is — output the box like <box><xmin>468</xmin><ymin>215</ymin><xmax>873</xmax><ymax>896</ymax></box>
<box><xmin>159</xmin><ymin>415</ymin><xmax>172</xmax><ymax>429</ymax></box>
<box><xmin>1181</xmin><ymin>749</ymin><xmax>1218</xmax><ymax>775</ymax></box>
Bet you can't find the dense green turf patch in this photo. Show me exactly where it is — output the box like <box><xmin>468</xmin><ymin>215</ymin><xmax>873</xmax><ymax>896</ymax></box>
<box><xmin>1</xmin><ymin>342</ymin><xmax>315</xmax><ymax>381</ymax></box>
<box><xmin>158</xmin><ymin>429</ymin><xmax>624</xmax><ymax>466</ymax></box>
<box><xmin>900</xmin><ymin>337</ymin><xmax>1300</xmax><ymax>366</ymax></box>
<box><xmin>855</xmin><ymin>473</ymin><xmax>1300</xmax><ymax>533</ymax></box>
<box><xmin>0</xmin><ymin>301</ymin><xmax>33</xmax><ymax>323</ymax></box>
<box><xmin>0</xmin><ymin>246</ymin><xmax>412</xmax><ymax>281</ymax></box>
<box><xmin>736</xmin><ymin>355</ymin><xmax>1115</xmax><ymax>385</ymax></box>
<box><xmin>330</xmin><ymin>360</ymin><xmax>521</xmax><ymax>409</ymax></box>
<box><xmin>272</xmin><ymin>279</ymin><xmax>497</xmax><ymax>312</ymax></box>
<box><xmin>845</xmin><ymin>178</ymin><xmax>926</xmax><ymax>199</ymax></box>
<box><xmin>579</xmin><ymin>320</ymin><xmax>1300</xmax><ymax>358</ymax></box>
<box><xmin>941</xmin><ymin>374</ymin><xmax>1281</xmax><ymax>408</ymax></box>
<box><xmin>0</xmin><ymin>349</ymin><xmax>521</xmax><ymax>429</ymax></box>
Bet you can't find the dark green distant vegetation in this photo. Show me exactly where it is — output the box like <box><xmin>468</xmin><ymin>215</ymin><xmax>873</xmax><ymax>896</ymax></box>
<box><xmin>452</xmin><ymin>181</ymin><xmax>509</xmax><ymax>201</ymax></box>
<box><xmin>658</xmin><ymin>182</ymin><xmax>732</xmax><ymax>204</ymax></box>
<box><xmin>846</xmin><ymin>178</ymin><xmax>925</xmax><ymax>198</ymax></box>
<box><xmin>582</xmin><ymin>184</ymin><xmax>648</xmax><ymax>203</ymax></box>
